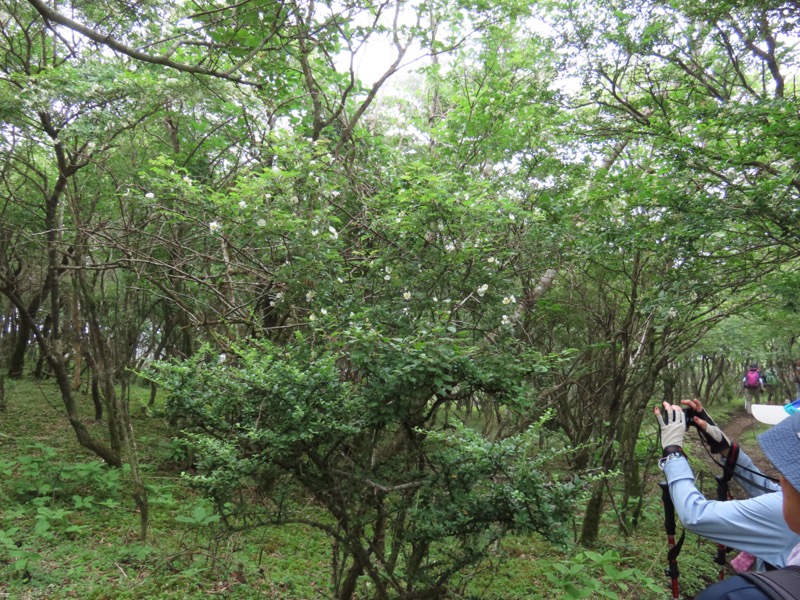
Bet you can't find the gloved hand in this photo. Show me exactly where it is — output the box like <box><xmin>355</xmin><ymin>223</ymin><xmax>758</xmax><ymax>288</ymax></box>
<box><xmin>681</xmin><ymin>399</ymin><xmax>731</xmax><ymax>454</ymax></box>
<box><xmin>655</xmin><ymin>403</ymin><xmax>686</xmax><ymax>455</ymax></box>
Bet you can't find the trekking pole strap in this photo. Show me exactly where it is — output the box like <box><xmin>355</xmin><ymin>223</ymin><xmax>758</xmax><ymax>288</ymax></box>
<box><xmin>713</xmin><ymin>444</ymin><xmax>740</xmax><ymax>577</ymax></box>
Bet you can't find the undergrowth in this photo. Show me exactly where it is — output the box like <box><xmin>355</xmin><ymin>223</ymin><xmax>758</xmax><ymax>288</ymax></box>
<box><xmin>0</xmin><ymin>378</ymin><xmax>732</xmax><ymax>598</ymax></box>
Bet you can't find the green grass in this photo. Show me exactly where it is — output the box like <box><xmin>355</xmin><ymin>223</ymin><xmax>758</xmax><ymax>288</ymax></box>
<box><xmin>0</xmin><ymin>377</ymin><xmax>737</xmax><ymax>598</ymax></box>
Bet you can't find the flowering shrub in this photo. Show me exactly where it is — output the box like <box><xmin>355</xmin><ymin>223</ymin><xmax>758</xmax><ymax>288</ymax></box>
<box><xmin>151</xmin><ymin>330</ymin><xmax>588</xmax><ymax>599</ymax></box>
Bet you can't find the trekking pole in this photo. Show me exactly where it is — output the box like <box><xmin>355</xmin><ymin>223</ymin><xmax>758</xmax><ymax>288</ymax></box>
<box><xmin>713</xmin><ymin>443</ymin><xmax>740</xmax><ymax>580</ymax></box>
<box><xmin>659</xmin><ymin>481</ymin><xmax>681</xmax><ymax>599</ymax></box>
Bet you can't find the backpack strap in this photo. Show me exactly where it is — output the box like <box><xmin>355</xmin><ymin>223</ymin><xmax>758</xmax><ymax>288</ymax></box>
<box><xmin>740</xmin><ymin>566</ymin><xmax>800</xmax><ymax>600</ymax></box>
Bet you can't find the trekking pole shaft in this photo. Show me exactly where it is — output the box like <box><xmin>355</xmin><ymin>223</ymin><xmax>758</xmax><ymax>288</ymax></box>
<box><xmin>715</xmin><ymin>475</ymin><xmax>729</xmax><ymax>580</ymax></box>
<box><xmin>660</xmin><ymin>481</ymin><xmax>680</xmax><ymax>599</ymax></box>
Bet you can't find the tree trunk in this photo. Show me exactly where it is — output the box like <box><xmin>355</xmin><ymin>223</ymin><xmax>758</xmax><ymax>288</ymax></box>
<box><xmin>7</xmin><ymin>319</ymin><xmax>29</xmax><ymax>379</ymax></box>
<box><xmin>580</xmin><ymin>483</ymin><xmax>605</xmax><ymax>547</ymax></box>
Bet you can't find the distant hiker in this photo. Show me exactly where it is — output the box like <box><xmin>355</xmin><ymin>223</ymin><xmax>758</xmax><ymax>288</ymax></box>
<box><xmin>793</xmin><ymin>360</ymin><xmax>800</xmax><ymax>400</ymax></box>
<box><xmin>654</xmin><ymin>398</ymin><xmax>800</xmax><ymax>571</ymax></box>
<box><xmin>764</xmin><ymin>366</ymin><xmax>778</xmax><ymax>403</ymax></box>
<box><xmin>696</xmin><ymin>408</ymin><xmax>800</xmax><ymax>599</ymax></box>
<box><xmin>742</xmin><ymin>363</ymin><xmax>765</xmax><ymax>415</ymax></box>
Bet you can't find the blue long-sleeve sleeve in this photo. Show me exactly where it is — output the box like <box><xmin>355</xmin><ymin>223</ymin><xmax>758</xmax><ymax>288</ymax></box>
<box><xmin>663</xmin><ymin>451</ymin><xmax>800</xmax><ymax>568</ymax></box>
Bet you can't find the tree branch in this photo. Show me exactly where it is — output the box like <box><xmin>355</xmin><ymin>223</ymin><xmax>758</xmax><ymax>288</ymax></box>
<box><xmin>25</xmin><ymin>0</ymin><xmax>262</xmax><ymax>88</ymax></box>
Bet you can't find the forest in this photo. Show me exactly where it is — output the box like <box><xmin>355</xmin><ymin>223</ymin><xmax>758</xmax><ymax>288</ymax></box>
<box><xmin>1</xmin><ymin>0</ymin><xmax>799</xmax><ymax>597</ymax></box>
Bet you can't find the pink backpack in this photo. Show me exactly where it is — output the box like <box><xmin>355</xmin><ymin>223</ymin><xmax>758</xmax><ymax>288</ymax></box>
<box><xmin>744</xmin><ymin>369</ymin><xmax>761</xmax><ymax>389</ymax></box>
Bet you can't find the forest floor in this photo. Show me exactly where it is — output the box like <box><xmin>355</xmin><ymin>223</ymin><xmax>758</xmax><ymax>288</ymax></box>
<box><xmin>0</xmin><ymin>379</ymin><xmax>781</xmax><ymax>599</ymax></box>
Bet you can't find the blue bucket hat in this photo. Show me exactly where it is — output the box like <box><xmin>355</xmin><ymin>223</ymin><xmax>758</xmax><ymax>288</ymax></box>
<box><xmin>758</xmin><ymin>411</ymin><xmax>800</xmax><ymax>491</ymax></box>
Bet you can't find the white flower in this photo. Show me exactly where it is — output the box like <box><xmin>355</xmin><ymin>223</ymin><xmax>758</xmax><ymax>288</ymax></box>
<box><xmin>145</xmin><ymin>192</ymin><xmax>155</xmax><ymax>199</ymax></box>
<box><xmin>312</xmin><ymin>229</ymin><xmax>319</xmax><ymax>236</ymax></box>
<box><xmin>328</xmin><ymin>226</ymin><xmax>338</xmax><ymax>240</ymax></box>
<box><xmin>477</xmin><ymin>284</ymin><xmax>489</xmax><ymax>297</ymax></box>
<box><xmin>331</xmin><ymin>190</ymin><xmax>340</xmax><ymax>197</ymax></box>
<box><xmin>183</xmin><ymin>176</ymin><xmax>192</xmax><ymax>184</ymax></box>
<box><xmin>384</xmin><ymin>275</ymin><xmax>391</xmax><ymax>281</ymax></box>
<box><xmin>403</xmin><ymin>291</ymin><xmax>411</xmax><ymax>300</ymax></box>
<box><xmin>309</xmin><ymin>313</ymin><xmax>316</xmax><ymax>321</ymax></box>
<box><xmin>437</xmin><ymin>222</ymin><xmax>445</xmax><ymax>231</ymax></box>
<box><xmin>385</xmin><ymin>266</ymin><xmax>392</xmax><ymax>274</ymax></box>
<box><xmin>320</xmin><ymin>308</ymin><xmax>328</xmax><ymax>315</ymax></box>
<box><xmin>432</xmin><ymin>297</ymin><xmax>438</xmax><ymax>303</ymax></box>
<box><xmin>337</xmin><ymin>277</ymin><xmax>344</xmax><ymax>283</ymax></box>
<box><xmin>502</xmin><ymin>315</ymin><xmax>511</xmax><ymax>325</ymax></box>
<box><xmin>509</xmin><ymin>214</ymin><xmax>515</xmax><ymax>221</ymax></box>
<box><xmin>306</xmin><ymin>291</ymin><xmax>316</xmax><ymax>301</ymax></box>
<box><xmin>487</xmin><ymin>257</ymin><xmax>496</xmax><ymax>263</ymax></box>
<box><xmin>238</xmin><ymin>200</ymin><xmax>247</xmax><ymax>209</ymax></box>
<box><xmin>209</xmin><ymin>221</ymin><xmax>220</xmax><ymax>232</ymax></box>
<box><xmin>257</xmin><ymin>218</ymin><xmax>267</xmax><ymax>227</ymax></box>
<box><xmin>503</xmin><ymin>295</ymin><xmax>516</xmax><ymax>305</ymax></box>
<box><xmin>445</xmin><ymin>243</ymin><xmax>456</xmax><ymax>252</ymax></box>
<box><xmin>667</xmin><ymin>308</ymin><xmax>678</xmax><ymax>319</ymax></box>
<box><xmin>218</xmin><ymin>353</ymin><xmax>226</xmax><ymax>363</ymax></box>
<box><xmin>290</xmin><ymin>195</ymin><xmax>299</xmax><ymax>204</ymax></box>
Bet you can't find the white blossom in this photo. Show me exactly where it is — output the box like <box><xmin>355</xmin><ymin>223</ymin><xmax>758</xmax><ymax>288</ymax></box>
<box><xmin>309</xmin><ymin>313</ymin><xmax>316</xmax><ymax>321</ymax></box>
<box><xmin>477</xmin><ymin>284</ymin><xmax>489</xmax><ymax>297</ymax></box>
<box><xmin>183</xmin><ymin>176</ymin><xmax>192</xmax><ymax>185</ymax></box>
<box><xmin>403</xmin><ymin>291</ymin><xmax>411</xmax><ymax>300</ymax></box>
<box><xmin>328</xmin><ymin>226</ymin><xmax>338</xmax><ymax>240</ymax></box>
<box><xmin>320</xmin><ymin>308</ymin><xmax>328</xmax><ymax>315</ymax></box>
<box><xmin>209</xmin><ymin>221</ymin><xmax>220</xmax><ymax>232</ymax></box>
<box><xmin>306</xmin><ymin>291</ymin><xmax>316</xmax><ymax>301</ymax></box>
<box><xmin>503</xmin><ymin>295</ymin><xmax>517</xmax><ymax>305</ymax></box>
<box><xmin>311</xmin><ymin>229</ymin><xmax>319</xmax><ymax>236</ymax></box>
<box><xmin>257</xmin><ymin>218</ymin><xmax>267</xmax><ymax>227</ymax></box>
<box><xmin>238</xmin><ymin>200</ymin><xmax>247</xmax><ymax>209</ymax></box>
<box><xmin>502</xmin><ymin>315</ymin><xmax>511</xmax><ymax>325</ymax></box>
<box><xmin>145</xmin><ymin>192</ymin><xmax>155</xmax><ymax>199</ymax></box>
<box><xmin>509</xmin><ymin>214</ymin><xmax>516</xmax><ymax>221</ymax></box>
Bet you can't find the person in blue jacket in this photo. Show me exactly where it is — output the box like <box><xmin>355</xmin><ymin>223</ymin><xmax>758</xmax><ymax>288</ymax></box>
<box><xmin>654</xmin><ymin>398</ymin><xmax>800</xmax><ymax>571</ymax></box>
<box><xmin>695</xmin><ymin>409</ymin><xmax>800</xmax><ymax>598</ymax></box>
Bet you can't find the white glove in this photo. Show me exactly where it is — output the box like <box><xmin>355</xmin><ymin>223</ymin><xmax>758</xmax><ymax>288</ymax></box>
<box><xmin>701</xmin><ymin>423</ymin><xmax>731</xmax><ymax>453</ymax></box>
<box><xmin>655</xmin><ymin>405</ymin><xmax>686</xmax><ymax>451</ymax></box>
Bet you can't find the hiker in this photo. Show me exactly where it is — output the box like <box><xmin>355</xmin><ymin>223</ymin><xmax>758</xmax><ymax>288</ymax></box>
<box><xmin>742</xmin><ymin>363</ymin><xmax>765</xmax><ymax>415</ymax></box>
<box><xmin>764</xmin><ymin>366</ymin><xmax>778</xmax><ymax>403</ymax></box>
<box><xmin>655</xmin><ymin>398</ymin><xmax>800</xmax><ymax>571</ymax></box>
<box><xmin>793</xmin><ymin>360</ymin><xmax>800</xmax><ymax>400</ymax></box>
<box><xmin>696</xmin><ymin>409</ymin><xmax>800</xmax><ymax>598</ymax></box>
